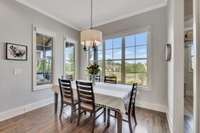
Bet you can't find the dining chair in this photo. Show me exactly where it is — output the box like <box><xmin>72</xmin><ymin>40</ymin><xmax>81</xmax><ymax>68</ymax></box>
<box><xmin>58</xmin><ymin>79</ymin><xmax>78</xmax><ymax>122</ymax></box>
<box><xmin>89</xmin><ymin>75</ymin><xmax>101</xmax><ymax>82</ymax></box>
<box><xmin>65</xmin><ymin>74</ymin><xmax>73</xmax><ymax>81</ymax></box>
<box><xmin>76</xmin><ymin>81</ymin><xmax>106</xmax><ymax>133</ymax></box>
<box><xmin>107</xmin><ymin>83</ymin><xmax>138</xmax><ymax>133</ymax></box>
<box><xmin>104</xmin><ymin>76</ymin><xmax>117</xmax><ymax>84</ymax></box>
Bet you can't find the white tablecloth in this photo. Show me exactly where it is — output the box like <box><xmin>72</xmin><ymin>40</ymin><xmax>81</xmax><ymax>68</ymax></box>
<box><xmin>52</xmin><ymin>81</ymin><xmax>132</xmax><ymax>113</ymax></box>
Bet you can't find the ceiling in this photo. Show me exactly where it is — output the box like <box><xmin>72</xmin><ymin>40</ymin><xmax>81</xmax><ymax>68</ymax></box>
<box><xmin>16</xmin><ymin>0</ymin><xmax>167</xmax><ymax>30</ymax></box>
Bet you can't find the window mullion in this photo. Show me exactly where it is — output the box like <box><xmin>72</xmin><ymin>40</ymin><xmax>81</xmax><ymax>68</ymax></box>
<box><xmin>121</xmin><ymin>37</ymin><xmax>125</xmax><ymax>84</ymax></box>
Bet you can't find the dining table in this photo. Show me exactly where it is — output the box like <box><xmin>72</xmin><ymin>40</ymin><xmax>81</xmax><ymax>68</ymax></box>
<box><xmin>51</xmin><ymin>81</ymin><xmax>132</xmax><ymax>133</ymax></box>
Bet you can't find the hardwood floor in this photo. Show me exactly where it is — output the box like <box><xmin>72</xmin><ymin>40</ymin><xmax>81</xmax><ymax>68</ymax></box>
<box><xmin>0</xmin><ymin>104</ymin><xmax>169</xmax><ymax>133</ymax></box>
<box><xmin>184</xmin><ymin>96</ymin><xmax>193</xmax><ymax>133</ymax></box>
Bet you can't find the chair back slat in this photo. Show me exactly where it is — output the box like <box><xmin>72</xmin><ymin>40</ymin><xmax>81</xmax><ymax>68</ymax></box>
<box><xmin>104</xmin><ymin>76</ymin><xmax>117</xmax><ymax>84</ymax></box>
<box><xmin>128</xmin><ymin>83</ymin><xmax>137</xmax><ymax>114</ymax></box>
<box><xmin>76</xmin><ymin>81</ymin><xmax>95</xmax><ymax>111</ymax></box>
<box><xmin>59</xmin><ymin>79</ymin><xmax>74</xmax><ymax>104</ymax></box>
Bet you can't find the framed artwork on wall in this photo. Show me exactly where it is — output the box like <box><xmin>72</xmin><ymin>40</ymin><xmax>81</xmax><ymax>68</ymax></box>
<box><xmin>6</xmin><ymin>43</ymin><xmax>27</xmax><ymax>61</ymax></box>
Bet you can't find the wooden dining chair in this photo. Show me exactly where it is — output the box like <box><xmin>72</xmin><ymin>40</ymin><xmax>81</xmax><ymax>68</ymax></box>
<box><xmin>58</xmin><ymin>79</ymin><xmax>78</xmax><ymax>122</ymax></box>
<box><xmin>107</xmin><ymin>83</ymin><xmax>138</xmax><ymax>133</ymax></box>
<box><xmin>104</xmin><ymin>76</ymin><xmax>117</xmax><ymax>84</ymax></box>
<box><xmin>76</xmin><ymin>81</ymin><xmax>106</xmax><ymax>133</ymax></box>
<box><xmin>89</xmin><ymin>75</ymin><xmax>101</xmax><ymax>82</ymax></box>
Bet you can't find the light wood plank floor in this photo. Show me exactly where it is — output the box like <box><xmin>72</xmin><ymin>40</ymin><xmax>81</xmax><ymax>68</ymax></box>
<box><xmin>184</xmin><ymin>96</ymin><xmax>193</xmax><ymax>133</ymax></box>
<box><xmin>0</xmin><ymin>104</ymin><xmax>169</xmax><ymax>133</ymax></box>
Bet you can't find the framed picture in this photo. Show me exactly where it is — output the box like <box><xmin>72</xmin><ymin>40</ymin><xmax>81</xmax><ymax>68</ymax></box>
<box><xmin>6</xmin><ymin>43</ymin><xmax>28</xmax><ymax>61</ymax></box>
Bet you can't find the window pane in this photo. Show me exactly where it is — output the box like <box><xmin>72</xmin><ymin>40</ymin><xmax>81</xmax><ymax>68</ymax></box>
<box><xmin>64</xmin><ymin>43</ymin><xmax>75</xmax><ymax>79</ymax></box>
<box><xmin>125</xmin><ymin>47</ymin><xmax>135</xmax><ymax>59</ymax></box>
<box><xmin>98</xmin><ymin>51</ymin><xmax>103</xmax><ymax>60</ymax></box>
<box><xmin>65</xmin><ymin>61</ymin><xmax>75</xmax><ymax>75</ymax></box>
<box><xmin>113</xmin><ymin>38</ymin><xmax>122</xmax><ymax>48</ymax></box>
<box><xmin>105</xmin><ymin>39</ymin><xmax>112</xmax><ymax>49</ymax></box>
<box><xmin>113</xmin><ymin>49</ymin><xmax>121</xmax><ymax>59</ymax></box>
<box><xmin>136</xmin><ymin>45</ymin><xmax>147</xmax><ymax>58</ymax></box>
<box><xmin>36</xmin><ymin>33</ymin><xmax>53</xmax><ymax>85</ymax></box>
<box><xmin>136</xmin><ymin>73</ymin><xmax>147</xmax><ymax>86</ymax></box>
<box><xmin>135</xmin><ymin>60</ymin><xmax>147</xmax><ymax>73</ymax></box>
<box><xmin>105</xmin><ymin>49</ymin><xmax>112</xmax><ymax>60</ymax></box>
<box><xmin>105</xmin><ymin>60</ymin><xmax>121</xmax><ymax>83</ymax></box>
<box><xmin>125</xmin><ymin>59</ymin><xmax>147</xmax><ymax>85</ymax></box>
<box><xmin>65</xmin><ymin>47</ymin><xmax>74</xmax><ymax>60</ymax></box>
<box><xmin>125</xmin><ymin>35</ymin><xmax>135</xmax><ymax>47</ymax></box>
<box><xmin>97</xmin><ymin>45</ymin><xmax>103</xmax><ymax>51</ymax></box>
<box><xmin>136</xmin><ymin>32</ymin><xmax>147</xmax><ymax>45</ymax></box>
<box><xmin>125</xmin><ymin>60</ymin><xmax>136</xmax><ymax>73</ymax></box>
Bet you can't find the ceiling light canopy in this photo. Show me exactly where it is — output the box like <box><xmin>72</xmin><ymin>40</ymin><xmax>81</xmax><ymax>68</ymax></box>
<box><xmin>80</xmin><ymin>0</ymin><xmax>103</xmax><ymax>51</ymax></box>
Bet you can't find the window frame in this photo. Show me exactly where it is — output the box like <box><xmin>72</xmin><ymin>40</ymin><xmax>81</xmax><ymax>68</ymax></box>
<box><xmin>32</xmin><ymin>25</ymin><xmax>56</xmax><ymax>91</ymax></box>
<box><xmin>63</xmin><ymin>41</ymin><xmax>76</xmax><ymax>79</ymax></box>
<box><xmin>63</xmin><ymin>37</ymin><xmax>77</xmax><ymax>80</ymax></box>
<box><xmin>100</xmin><ymin>27</ymin><xmax>152</xmax><ymax>90</ymax></box>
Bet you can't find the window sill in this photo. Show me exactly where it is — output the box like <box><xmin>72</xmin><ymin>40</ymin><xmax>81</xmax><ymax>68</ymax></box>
<box><xmin>34</xmin><ymin>84</ymin><xmax>53</xmax><ymax>91</ymax></box>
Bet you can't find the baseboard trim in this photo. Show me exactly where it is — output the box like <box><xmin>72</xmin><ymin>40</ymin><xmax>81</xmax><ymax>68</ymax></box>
<box><xmin>0</xmin><ymin>98</ymin><xmax>54</xmax><ymax>122</ymax></box>
<box><xmin>136</xmin><ymin>101</ymin><xmax>167</xmax><ymax>113</ymax></box>
<box><xmin>0</xmin><ymin>98</ymin><xmax>167</xmax><ymax>123</ymax></box>
<box><xmin>166</xmin><ymin>112</ymin><xmax>173</xmax><ymax>133</ymax></box>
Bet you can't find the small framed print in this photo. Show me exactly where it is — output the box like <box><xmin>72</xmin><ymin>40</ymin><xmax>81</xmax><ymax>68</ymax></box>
<box><xmin>6</xmin><ymin>43</ymin><xmax>28</xmax><ymax>61</ymax></box>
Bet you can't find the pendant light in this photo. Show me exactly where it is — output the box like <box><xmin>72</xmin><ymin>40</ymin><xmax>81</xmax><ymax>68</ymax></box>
<box><xmin>80</xmin><ymin>0</ymin><xmax>103</xmax><ymax>51</ymax></box>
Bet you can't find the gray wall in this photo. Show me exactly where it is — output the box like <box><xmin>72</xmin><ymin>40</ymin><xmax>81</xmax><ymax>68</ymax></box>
<box><xmin>80</xmin><ymin>7</ymin><xmax>168</xmax><ymax>109</ymax></box>
<box><xmin>0</xmin><ymin>0</ymin><xmax>79</xmax><ymax>113</ymax></box>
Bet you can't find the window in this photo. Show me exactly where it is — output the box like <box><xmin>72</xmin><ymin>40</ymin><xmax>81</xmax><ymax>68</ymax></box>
<box><xmin>64</xmin><ymin>42</ymin><xmax>75</xmax><ymax>79</ymax></box>
<box><xmin>125</xmin><ymin>32</ymin><xmax>148</xmax><ymax>86</ymax></box>
<box><xmin>89</xmin><ymin>31</ymin><xmax>149</xmax><ymax>87</ymax></box>
<box><xmin>105</xmin><ymin>38</ymin><xmax>122</xmax><ymax>83</ymax></box>
<box><xmin>36</xmin><ymin>33</ymin><xmax>53</xmax><ymax>86</ymax></box>
<box><xmin>89</xmin><ymin>45</ymin><xmax>103</xmax><ymax>76</ymax></box>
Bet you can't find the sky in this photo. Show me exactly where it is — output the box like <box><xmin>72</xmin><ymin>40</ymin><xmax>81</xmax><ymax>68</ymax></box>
<box><xmin>104</xmin><ymin>32</ymin><xmax>147</xmax><ymax>60</ymax></box>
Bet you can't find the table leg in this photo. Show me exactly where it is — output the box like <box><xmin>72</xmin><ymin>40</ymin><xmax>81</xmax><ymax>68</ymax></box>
<box><xmin>116</xmin><ymin>110</ymin><xmax>122</xmax><ymax>133</ymax></box>
<box><xmin>107</xmin><ymin>108</ymin><xmax>110</xmax><ymax>127</ymax></box>
<box><xmin>54</xmin><ymin>92</ymin><xmax>58</xmax><ymax>114</ymax></box>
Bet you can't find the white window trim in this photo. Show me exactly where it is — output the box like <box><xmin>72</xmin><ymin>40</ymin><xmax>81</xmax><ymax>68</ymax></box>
<box><xmin>32</xmin><ymin>25</ymin><xmax>56</xmax><ymax>91</ymax></box>
<box><xmin>102</xmin><ymin>26</ymin><xmax>153</xmax><ymax>91</ymax></box>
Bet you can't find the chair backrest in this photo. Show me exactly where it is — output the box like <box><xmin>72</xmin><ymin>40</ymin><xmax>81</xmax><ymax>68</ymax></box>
<box><xmin>128</xmin><ymin>83</ymin><xmax>137</xmax><ymax>113</ymax></box>
<box><xmin>95</xmin><ymin>75</ymin><xmax>101</xmax><ymax>82</ymax></box>
<box><xmin>58</xmin><ymin>79</ymin><xmax>74</xmax><ymax>104</ymax></box>
<box><xmin>104</xmin><ymin>76</ymin><xmax>117</xmax><ymax>84</ymax></box>
<box><xmin>90</xmin><ymin>75</ymin><xmax>101</xmax><ymax>82</ymax></box>
<box><xmin>76</xmin><ymin>81</ymin><xmax>95</xmax><ymax>111</ymax></box>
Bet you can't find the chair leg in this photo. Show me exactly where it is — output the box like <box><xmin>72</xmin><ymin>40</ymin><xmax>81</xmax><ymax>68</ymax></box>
<box><xmin>70</xmin><ymin>105</ymin><xmax>74</xmax><ymax>123</ymax></box>
<box><xmin>107</xmin><ymin>108</ymin><xmax>110</xmax><ymax>127</ymax></box>
<box><xmin>132</xmin><ymin>104</ymin><xmax>137</xmax><ymax>125</ymax></box>
<box><xmin>77</xmin><ymin>107</ymin><xmax>81</xmax><ymax>126</ymax></box>
<box><xmin>128</xmin><ymin>114</ymin><xmax>133</xmax><ymax>133</ymax></box>
<box><xmin>92</xmin><ymin>113</ymin><xmax>95</xmax><ymax>133</ymax></box>
<box><xmin>59</xmin><ymin>103</ymin><xmax>63</xmax><ymax>119</ymax></box>
<box><xmin>103</xmin><ymin>108</ymin><xmax>106</xmax><ymax>123</ymax></box>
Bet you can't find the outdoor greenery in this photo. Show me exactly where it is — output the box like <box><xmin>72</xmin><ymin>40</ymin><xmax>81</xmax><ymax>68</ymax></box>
<box><xmin>64</xmin><ymin>51</ymin><xmax>75</xmax><ymax>76</ymax></box>
<box><xmin>104</xmin><ymin>60</ymin><xmax>147</xmax><ymax>86</ymax></box>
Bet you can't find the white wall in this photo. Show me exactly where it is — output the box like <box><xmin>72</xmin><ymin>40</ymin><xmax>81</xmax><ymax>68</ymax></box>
<box><xmin>167</xmin><ymin>0</ymin><xmax>184</xmax><ymax>132</ymax></box>
<box><xmin>0</xmin><ymin>0</ymin><xmax>79</xmax><ymax>115</ymax></box>
<box><xmin>80</xmin><ymin>7</ymin><xmax>168</xmax><ymax>112</ymax></box>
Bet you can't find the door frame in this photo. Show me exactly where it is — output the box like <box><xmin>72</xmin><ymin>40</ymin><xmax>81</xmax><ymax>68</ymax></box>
<box><xmin>193</xmin><ymin>0</ymin><xmax>200</xmax><ymax>132</ymax></box>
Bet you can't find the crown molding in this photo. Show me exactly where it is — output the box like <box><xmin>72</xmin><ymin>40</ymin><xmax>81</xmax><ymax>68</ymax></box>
<box><xmin>93</xmin><ymin>0</ymin><xmax>168</xmax><ymax>28</ymax></box>
<box><xmin>16</xmin><ymin>0</ymin><xmax>80</xmax><ymax>31</ymax></box>
<box><xmin>16</xmin><ymin>0</ymin><xmax>167</xmax><ymax>31</ymax></box>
